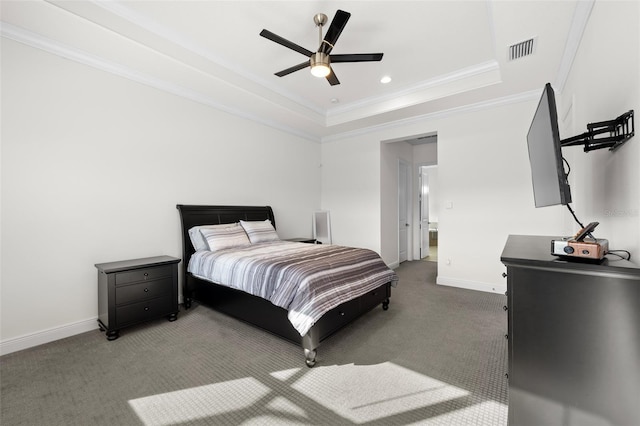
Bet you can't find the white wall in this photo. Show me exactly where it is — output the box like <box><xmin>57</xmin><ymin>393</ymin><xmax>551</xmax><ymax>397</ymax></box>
<box><xmin>321</xmin><ymin>1</ymin><xmax>639</xmax><ymax>295</ymax></box>
<box><xmin>426</xmin><ymin>168</ymin><xmax>439</xmax><ymax>223</ymax></box>
<box><xmin>320</xmin><ymin>136</ymin><xmax>385</xmax><ymax>252</ymax></box>
<box><xmin>435</xmin><ymin>102</ymin><xmax>566</xmax><ymax>292</ymax></box>
<box><xmin>558</xmin><ymin>0</ymin><xmax>639</xmax><ymax>256</ymax></box>
<box><xmin>0</xmin><ymin>39</ymin><xmax>321</xmax><ymax>353</ymax></box>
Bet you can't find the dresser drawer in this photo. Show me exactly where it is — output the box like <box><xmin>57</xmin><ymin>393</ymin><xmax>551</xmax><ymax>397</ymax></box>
<box><xmin>116</xmin><ymin>296</ymin><xmax>174</xmax><ymax>327</ymax></box>
<box><xmin>333</xmin><ymin>296</ymin><xmax>362</xmax><ymax>324</ymax></box>
<box><xmin>115</xmin><ymin>278</ymin><xmax>172</xmax><ymax>305</ymax></box>
<box><xmin>115</xmin><ymin>265</ymin><xmax>173</xmax><ymax>286</ymax></box>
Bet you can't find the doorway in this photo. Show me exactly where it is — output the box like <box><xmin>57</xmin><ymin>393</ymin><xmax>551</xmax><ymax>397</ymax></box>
<box><xmin>382</xmin><ymin>132</ymin><xmax>437</xmax><ymax>266</ymax></box>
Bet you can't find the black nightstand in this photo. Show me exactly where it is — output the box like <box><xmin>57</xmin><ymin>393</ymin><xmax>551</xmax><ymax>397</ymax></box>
<box><xmin>286</xmin><ymin>238</ymin><xmax>319</xmax><ymax>244</ymax></box>
<box><xmin>95</xmin><ymin>255</ymin><xmax>180</xmax><ymax>340</ymax></box>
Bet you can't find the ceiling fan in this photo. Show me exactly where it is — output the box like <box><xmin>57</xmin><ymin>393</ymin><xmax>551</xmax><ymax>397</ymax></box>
<box><xmin>259</xmin><ymin>9</ymin><xmax>384</xmax><ymax>86</ymax></box>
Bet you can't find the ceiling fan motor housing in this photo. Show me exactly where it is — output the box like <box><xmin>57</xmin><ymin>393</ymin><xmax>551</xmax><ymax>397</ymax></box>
<box><xmin>310</xmin><ymin>52</ymin><xmax>330</xmax><ymax>67</ymax></box>
<box><xmin>314</xmin><ymin>13</ymin><xmax>328</xmax><ymax>27</ymax></box>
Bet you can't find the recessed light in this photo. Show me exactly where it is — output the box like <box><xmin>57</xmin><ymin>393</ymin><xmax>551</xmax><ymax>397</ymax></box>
<box><xmin>380</xmin><ymin>76</ymin><xmax>392</xmax><ymax>84</ymax></box>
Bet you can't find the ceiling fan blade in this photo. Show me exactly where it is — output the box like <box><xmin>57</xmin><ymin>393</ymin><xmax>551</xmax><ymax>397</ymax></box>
<box><xmin>260</xmin><ymin>29</ymin><xmax>313</xmax><ymax>57</ymax></box>
<box><xmin>331</xmin><ymin>53</ymin><xmax>384</xmax><ymax>63</ymax></box>
<box><xmin>275</xmin><ymin>61</ymin><xmax>310</xmax><ymax>77</ymax></box>
<box><xmin>320</xmin><ymin>10</ymin><xmax>350</xmax><ymax>54</ymax></box>
<box><xmin>326</xmin><ymin>68</ymin><xmax>340</xmax><ymax>86</ymax></box>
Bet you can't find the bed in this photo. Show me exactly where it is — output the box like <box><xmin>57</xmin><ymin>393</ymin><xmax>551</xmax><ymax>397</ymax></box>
<box><xmin>176</xmin><ymin>204</ymin><xmax>398</xmax><ymax>367</ymax></box>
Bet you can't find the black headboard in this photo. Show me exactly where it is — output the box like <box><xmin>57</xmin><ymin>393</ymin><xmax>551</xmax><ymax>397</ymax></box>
<box><xmin>176</xmin><ymin>204</ymin><xmax>276</xmax><ymax>271</ymax></box>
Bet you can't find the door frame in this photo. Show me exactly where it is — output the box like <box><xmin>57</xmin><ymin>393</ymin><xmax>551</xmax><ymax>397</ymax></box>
<box><xmin>415</xmin><ymin>162</ymin><xmax>438</xmax><ymax>261</ymax></box>
<box><xmin>419</xmin><ymin>166</ymin><xmax>430</xmax><ymax>259</ymax></box>
<box><xmin>398</xmin><ymin>159</ymin><xmax>411</xmax><ymax>263</ymax></box>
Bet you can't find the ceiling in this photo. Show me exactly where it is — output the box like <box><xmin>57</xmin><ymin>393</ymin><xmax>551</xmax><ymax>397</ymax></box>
<box><xmin>1</xmin><ymin>1</ymin><xmax>590</xmax><ymax>143</ymax></box>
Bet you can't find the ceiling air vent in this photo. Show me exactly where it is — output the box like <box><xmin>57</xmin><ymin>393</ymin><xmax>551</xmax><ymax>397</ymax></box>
<box><xmin>509</xmin><ymin>37</ymin><xmax>536</xmax><ymax>61</ymax></box>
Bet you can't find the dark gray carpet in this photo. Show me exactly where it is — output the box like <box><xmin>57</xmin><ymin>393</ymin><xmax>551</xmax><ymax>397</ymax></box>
<box><xmin>0</xmin><ymin>260</ymin><xmax>508</xmax><ymax>425</ymax></box>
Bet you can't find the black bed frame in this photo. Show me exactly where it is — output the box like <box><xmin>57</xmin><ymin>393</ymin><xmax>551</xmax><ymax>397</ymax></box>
<box><xmin>176</xmin><ymin>204</ymin><xmax>391</xmax><ymax>367</ymax></box>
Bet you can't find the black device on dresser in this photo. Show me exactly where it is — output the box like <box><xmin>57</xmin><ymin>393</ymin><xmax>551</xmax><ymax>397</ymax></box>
<box><xmin>95</xmin><ymin>256</ymin><xmax>180</xmax><ymax>340</ymax></box>
<box><xmin>501</xmin><ymin>235</ymin><xmax>640</xmax><ymax>425</ymax></box>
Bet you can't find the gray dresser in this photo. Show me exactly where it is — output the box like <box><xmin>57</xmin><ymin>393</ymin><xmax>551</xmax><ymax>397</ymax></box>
<box><xmin>501</xmin><ymin>235</ymin><xmax>639</xmax><ymax>425</ymax></box>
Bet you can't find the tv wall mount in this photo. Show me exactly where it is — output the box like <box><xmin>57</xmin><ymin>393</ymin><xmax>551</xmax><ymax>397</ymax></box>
<box><xmin>561</xmin><ymin>109</ymin><xmax>634</xmax><ymax>152</ymax></box>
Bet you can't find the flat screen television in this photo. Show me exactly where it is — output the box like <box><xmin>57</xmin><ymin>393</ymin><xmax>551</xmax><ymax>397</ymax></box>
<box><xmin>527</xmin><ymin>83</ymin><xmax>572</xmax><ymax>207</ymax></box>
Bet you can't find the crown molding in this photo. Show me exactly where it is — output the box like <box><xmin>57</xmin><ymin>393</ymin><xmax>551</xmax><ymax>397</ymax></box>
<box><xmin>554</xmin><ymin>0</ymin><xmax>595</xmax><ymax>94</ymax></box>
<box><xmin>327</xmin><ymin>60</ymin><xmax>501</xmax><ymax>125</ymax></box>
<box><xmin>4</xmin><ymin>0</ymin><xmax>591</xmax><ymax>146</ymax></box>
<box><xmin>56</xmin><ymin>1</ymin><xmax>507</xmax><ymax>129</ymax></box>
<box><xmin>87</xmin><ymin>0</ymin><xmax>326</xmax><ymax>116</ymax></box>
<box><xmin>321</xmin><ymin>89</ymin><xmax>540</xmax><ymax>143</ymax></box>
<box><xmin>91</xmin><ymin>1</ymin><xmax>501</xmax><ymax>127</ymax></box>
<box><xmin>3</xmin><ymin>19</ymin><xmax>538</xmax><ymax>145</ymax></box>
<box><xmin>1</xmin><ymin>22</ymin><xmax>320</xmax><ymax>143</ymax></box>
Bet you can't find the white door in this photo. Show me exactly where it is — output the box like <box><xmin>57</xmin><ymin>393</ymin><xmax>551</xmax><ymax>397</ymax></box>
<box><xmin>419</xmin><ymin>167</ymin><xmax>430</xmax><ymax>259</ymax></box>
<box><xmin>398</xmin><ymin>160</ymin><xmax>410</xmax><ymax>263</ymax></box>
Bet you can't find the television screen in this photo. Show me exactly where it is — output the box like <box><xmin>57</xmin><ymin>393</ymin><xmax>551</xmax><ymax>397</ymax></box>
<box><xmin>527</xmin><ymin>83</ymin><xmax>572</xmax><ymax>207</ymax></box>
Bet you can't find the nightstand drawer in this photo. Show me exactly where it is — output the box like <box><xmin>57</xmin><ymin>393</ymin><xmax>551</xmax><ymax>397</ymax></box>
<box><xmin>116</xmin><ymin>296</ymin><xmax>174</xmax><ymax>327</ymax></box>
<box><xmin>115</xmin><ymin>278</ymin><xmax>172</xmax><ymax>305</ymax></box>
<box><xmin>115</xmin><ymin>265</ymin><xmax>173</xmax><ymax>285</ymax></box>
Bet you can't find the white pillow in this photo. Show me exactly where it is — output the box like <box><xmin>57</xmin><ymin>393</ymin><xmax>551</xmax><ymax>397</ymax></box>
<box><xmin>200</xmin><ymin>224</ymin><xmax>251</xmax><ymax>251</ymax></box>
<box><xmin>188</xmin><ymin>223</ymin><xmax>238</xmax><ymax>251</ymax></box>
<box><xmin>240</xmin><ymin>219</ymin><xmax>280</xmax><ymax>244</ymax></box>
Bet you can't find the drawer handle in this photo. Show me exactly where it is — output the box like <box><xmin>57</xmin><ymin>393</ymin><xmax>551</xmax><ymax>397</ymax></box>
<box><xmin>143</xmin><ymin>273</ymin><xmax>149</xmax><ymax>279</ymax></box>
<box><xmin>339</xmin><ymin>311</ymin><xmax>345</xmax><ymax>316</ymax></box>
<box><xmin>144</xmin><ymin>288</ymin><xmax>149</xmax><ymax>292</ymax></box>
<box><xmin>144</xmin><ymin>307</ymin><xmax>149</xmax><ymax>311</ymax></box>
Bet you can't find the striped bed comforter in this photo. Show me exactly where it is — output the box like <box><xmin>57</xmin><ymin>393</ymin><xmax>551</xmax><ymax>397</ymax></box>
<box><xmin>188</xmin><ymin>241</ymin><xmax>398</xmax><ymax>336</ymax></box>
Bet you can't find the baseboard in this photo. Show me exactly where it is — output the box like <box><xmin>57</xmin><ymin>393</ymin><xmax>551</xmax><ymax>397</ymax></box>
<box><xmin>436</xmin><ymin>276</ymin><xmax>506</xmax><ymax>294</ymax></box>
<box><xmin>0</xmin><ymin>278</ymin><xmax>499</xmax><ymax>355</ymax></box>
<box><xmin>0</xmin><ymin>318</ymin><xmax>98</xmax><ymax>356</ymax></box>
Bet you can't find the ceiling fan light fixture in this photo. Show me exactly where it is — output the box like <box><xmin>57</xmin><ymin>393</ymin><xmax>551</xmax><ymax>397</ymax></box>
<box><xmin>311</xmin><ymin>64</ymin><xmax>331</xmax><ymax>78</ymax></box>
<box><xmin>310</xmin><ymin>52</ymin><xmax>331</xmax><ymax>77</ymax></box>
